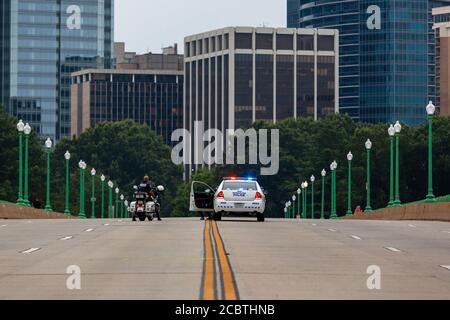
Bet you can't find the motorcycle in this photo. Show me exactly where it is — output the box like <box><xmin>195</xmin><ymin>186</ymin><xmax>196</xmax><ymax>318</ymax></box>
<box><xmin>130</xmin><ymin>185</ymin><xmax>165</xmax><ymax>222</ymax></box>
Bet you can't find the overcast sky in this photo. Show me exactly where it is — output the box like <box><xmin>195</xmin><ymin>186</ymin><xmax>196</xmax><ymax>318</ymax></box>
<box><xmin>114</xmin><ymin>0</ymin><xmax>286</xmax><ymax>54</ymax></box>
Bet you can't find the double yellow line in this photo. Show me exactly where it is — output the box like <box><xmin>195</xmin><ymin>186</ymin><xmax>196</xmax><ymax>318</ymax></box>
<box><xmin>201</xmin><ymin>219</ymin><xmax>239</xmax><ymax>300</ymax></box>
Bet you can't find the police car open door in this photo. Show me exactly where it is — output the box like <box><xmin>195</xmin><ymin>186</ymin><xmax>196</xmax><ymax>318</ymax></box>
<box><xmin>190</xmin><ymin>181</ymin><xmax>215</xmax><ymax>212</ymax></box>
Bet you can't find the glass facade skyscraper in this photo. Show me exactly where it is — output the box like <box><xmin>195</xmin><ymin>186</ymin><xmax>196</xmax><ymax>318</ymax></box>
<box><xmin>288</xmin><ymin>0</ymin><xmax>450</xmax><ymax>125</ymax></box>
<box><xmin>0</xmin><ymin>0</ymin><xmax>114</xmax><ymax>140</ymax></box>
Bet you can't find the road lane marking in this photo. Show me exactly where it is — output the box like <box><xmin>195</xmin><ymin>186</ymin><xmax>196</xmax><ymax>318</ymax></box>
<box><xmin>408</xmin><ymin>224</ymin><xmax>416</xmax><ymax>228</ymax></box>
<box><xmin>211</xmin><ymin>220</ymin><xmax>239</xmax><ymax>301</ymax></box>
<box><xmin>1</xmin><ymin>225</ymin><xmax>6</xmax><ymax>227</ymax></box>
<box><xmin>59</xmin><ymin>236</ymin><xmax>73</xmax><ymax>241</ymax></box>
<box><xmin>385</xmin><ymin>247</ymin><xmax>402</xmax><ymax>253</ymax></box>
<box><xmin>442</xmin><ymin>231</ymin><xmax>450</xmax><ymax>234</ymax></box>
<box><xmin>201</xmin><ymin>220</ymin><xmax>216</xmax><ymax>300</ymax></box>
<box><xmin>440</xmin><ymin>265</ymin><xmax>450</xmax><ymax>271</ymax></box>
<box><xmin>21</xmin><ymin>248</ymin><xmax>41</xmax><ymax>254</ymax></box>
<box><xmin>84</xmin><ymin>228</ymin><xmax>94</xmax><ymax>232</ymax></box>
<box><xmin>311</xmin><ymin>223</ymin><xmax>317</xmax><ymax>226</ymax></box>
<box><xmin>104</xmin><ymin>223</ymin><xmax>110</xmax><ymax>226</ymax></box>
<box><xmin>350</xmin><ymin>235</ymin><xmax>362</xmax><ymax>240</ymax></box>
<box><xmin>328</xmin><ymin>228</ymin><xmax>337</xmax><ymax>232</ymax></box>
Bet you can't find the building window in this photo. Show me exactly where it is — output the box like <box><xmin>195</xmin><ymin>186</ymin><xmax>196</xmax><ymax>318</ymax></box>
<box><xmin>318</xmin><ymin>35</ymin><xmax>335</xmax><ymax>51</ymax></box>
<box><xmin>277</xmin><ymin>34</ymin><xmax>294</xmax><ymax>50</ymax></box>
<box><xmin>235</xmin><ymin>54</ymin><xmax>254</xmax><ymax>128</ymax></box>
<box><xmin>235</xmin><ymin>33</ymin><xmax>253</xmax><ymax>49</ymax></box>
<box><xmin>255</xmin><ymin>54</ymin><xmax>274</xmax><ymax>123</ymax></box>
<box><xmin>297</xmin><ymin>35</ymin><xmax>314</xmax><ymax>51</ymax></box>
<box><xmin>256</xmin><ymin>33</ymin><xmax>273</xmax><ymax>50</ymax></box>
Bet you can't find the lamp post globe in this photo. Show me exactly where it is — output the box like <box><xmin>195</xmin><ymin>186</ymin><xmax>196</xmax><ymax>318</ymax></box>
<box><xmin>17</xmin><ymin>120</ymin><xmax>25</xmax><ymax>132</ymax></box>
<box><xmin>24</xmin><ymin>123</ymin><xmax>31</xmax><ymax>135</ymax></box>
<box><xmin>388</xmin><ymin>124</ymin><xmax>395</xmax><ymax>137</ymax></box>
<box><xmin>91</xmin><ymin>168</ymin><xmax>96</xmax><ymax>176</ymax></box>
<box><xmin>297</xmin><ymin>188</ymin><xmax>301</xmax><ymax>195</ymax></box>
<box><xmin>394</xmin><ymin>121</ymin><xmax>402</xmax><ymax>134</ymax></box>
<box><xmin>310</xmin><ymin>175</ymin><xmax>315</xmax><ymax>183</ymax></box>
<box><xmin>347</xmin><ymin>152</ymin><xmax>353</xmax><ymax>162</ymax></box>
<box><xmin>45</xmin><ymin>138</ymin><xmax>52</xmax><ymax>149</ymax></box>
<box><xmin>64</xmin><ymin>151</ymin><xmax>71</xmax><ymax>161</ymax></box>
<box><xmin>426</xmin><ymin>101</ymin><xmax>436</xmax><ymax>116</ymax></box>
<box><xmin>120</xmin><ymin>194</ymin><xmax>124</xmax><ymax>201</ymax></box>
<box><xmin>321</xmin><ymin>169</ymin><xmax>326</xmax><ymax>177</ymax></box>
<box><xmin>108</xmin><ymin>181</ymin><xmax>113</xmax><ymax>188</ymax></box>
<box><xmin>365</xmin><ymin>139</ymin><xmax>372</xmax><ymax>150</ymax></box>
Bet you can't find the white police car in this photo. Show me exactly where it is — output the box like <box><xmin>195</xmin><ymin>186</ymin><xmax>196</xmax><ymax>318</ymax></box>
<box><xmin>189</xmin><ymin>177</ymin><xmax>266</xmax><ymax>222</ymax></box>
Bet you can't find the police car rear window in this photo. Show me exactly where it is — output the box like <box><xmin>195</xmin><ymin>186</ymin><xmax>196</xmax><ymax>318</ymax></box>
<box><xmin>223</xmin><ymin>181</ymin><xmax>257</xmax><ymax>191</ymax></box>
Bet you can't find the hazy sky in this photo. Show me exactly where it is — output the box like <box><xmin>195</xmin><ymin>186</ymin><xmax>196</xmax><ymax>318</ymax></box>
<box><xmin>115</xmin><ymin>0</ymin><xmax>286</xmax><ymax>54</ymax></box>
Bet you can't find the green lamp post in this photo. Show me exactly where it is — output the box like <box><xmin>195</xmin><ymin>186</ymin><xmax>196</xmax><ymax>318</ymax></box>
<box><xmin>16</xmin><ymin>120</ymin><xmax>25</xmax><ymax>205</ymax></box>
<box><xmin>44</xmin><ymin>138</ymin><xmax>53</xmax><ymax>212</ymax></box>
<box><xmin>346</xmin><ymin>152</ymin><xmax>353</xmax><ymax>216</ymax></box>
<box><xmin>297</xmin><ymin>188</ymin><xmax>301</xmax><ymax>219</ymax></box>
<box><xmin>388</xmin><ymin>125</ymin><xmax>395</xmax><ymax>207</ymax></box>
<box><xmin>23</xmin><ymin>123</ymin><xmax>32</xmax><ymax>207</ymax></box>
<box><xmin>291</xmin><ymin>195</ymin><xmax>296</xmax><ymax>219</ymax></box>
<box><xmin>393</xmin><ymin>121</ymin><xmax>402</xmax><ymax>207</ymax></box>
<box><xmin>78</xmin><ymin>160</ymin><xmax>87</xmax><ymax>219</ymax></box>
<box><xmin>365</xmin><ymin>139</ymin><xmax>373</xmax><ymax>212</ymax></box>
<box><xmin>115</xmin><ymin>187</ymin><xmax>120</xmax><ymax>218</ymax></box>
<box><xmin>108</xmin><ymin>181</ymin><xmax>114</xmax><ymax>218</ymax></box>
<box><xmin>330</xmin><ymin>161</ymin><xmax>338</xmax><ymax>219</ymax></box>
<box><xmin>120</xmin><ymin>194</ymin><xmax>125</xmax><ymax>219</ymax></box>
<box><xmin>100</xmin><ymin>175</ymin><xmax>106</xmax><ymax>218</ymax></box>
<box><xmin>64</xmin><ymin>151</ymin><xmax>71</xmax><ymax>215</ymax></box>
<box><xmin>124</xmin><ymin>200</ymin><xmax>129</xmax><ymax>219</ymax></box>
<box><xmin>310</xmin><ymin>175</ymin><xmax>316</xmax><ymax>219</ymax></box>
<box><xmin>321</xmin><ymin>169</ymin><xmax>326</xmax><ymax>219</ymax></box>
<box><xmin>303</xmin><ymin>181</ymin><xmax>309</xmax><ymax>219</ymax></box>
<box><xmin>426</xmin><ymin>101</ymin><xmax>436</xmax><ymax>202</ymax></box>
<box><xmin>90</xmin><ymin>168</ymin><xmax>96</xmax><ymax>219</ymax></box>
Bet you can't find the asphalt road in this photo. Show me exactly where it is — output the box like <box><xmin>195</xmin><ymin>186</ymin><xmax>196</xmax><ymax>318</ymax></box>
<box><xmin>0</xmin><ymin>217</ymin><xmax>449</xmax><ymax>300</ymax></box>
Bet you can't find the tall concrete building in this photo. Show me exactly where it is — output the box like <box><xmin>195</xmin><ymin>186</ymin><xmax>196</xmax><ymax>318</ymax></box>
<box><xmin>288</xmin><ymin>0</ymin><xmax>450</xmax><ymax>125</ymax></box>
<box><xmin>185</xmin><ymin>27</ymin><xmax>338</xmax><ymax>131</ymax></box>
<box><xmin>0</xmin><ymin>0</ymin><xmax>114</xmax><ymax>140</ymax></box>
<box><xmin>184</xmin><ymin>26</ymin><xmax>339</xmax><ymax>174</ymax></box>
<box><xmin>433</xmin><ymin>6</ymin><xmax>450</xmax><ymax>115</ymax></box>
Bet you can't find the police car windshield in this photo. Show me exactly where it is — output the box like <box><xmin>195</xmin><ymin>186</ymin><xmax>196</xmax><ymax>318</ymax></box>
<box><xmin>223</xmin><ymin>181</ymin><xmax>257</xmax><ymax>191</ymax></box>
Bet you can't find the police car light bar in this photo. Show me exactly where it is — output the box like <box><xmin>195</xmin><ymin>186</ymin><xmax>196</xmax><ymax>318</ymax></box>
<box><xmin>223</xmin><ymin>177</ymin><xmax>257</xmax><ymax>181</ymax></box>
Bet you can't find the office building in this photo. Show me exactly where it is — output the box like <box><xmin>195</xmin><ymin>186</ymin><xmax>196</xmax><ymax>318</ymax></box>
<box><xmin>433</xmin><ymin>6</ymin><xmax>450</xmax><ymax>115</ymax></box>
<box><xmin>115</xmin><ymin>42</ymin><xmax>183</xmax><ymax>71</ymax></box>
<box><xmin>0</xmin><ymin>0</ymin><xmax>114</xmax><ymax>140</ymax></box>
<box><xmin>288</xmin><ymin>0</ymin><xmax>450</xmax><ymax>125</ymax></box>
<box><xmin>71</xmin><ymin>69</ymin><xmax>183</xmax><ymax>144</ymax></box>
<box><xmin>184</xmin><ymin>27</ymin><xmax>338</xmax><ymax>133</ymax></box>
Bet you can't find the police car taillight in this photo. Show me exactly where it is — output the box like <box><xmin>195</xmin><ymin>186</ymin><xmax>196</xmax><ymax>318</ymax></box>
<box><xmin>217</xmin><ymin>191</ymin><xmax>224</xmax><ymax>198</ymax></box>
<box><xmin>255</xmin><ymin>192</ymin><xmax>263</xmax><ymax>199</ymax></box>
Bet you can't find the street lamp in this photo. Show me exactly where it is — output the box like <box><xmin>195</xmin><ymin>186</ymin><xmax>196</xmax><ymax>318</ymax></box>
<box><xmin>44</xmin><ymin>138</ymin><xmax>53</xmax><ymax>212</ymax></box>
<box><xmin>388</xmin><ymin>125</ymin><xmax>395</xmax><ymax>207</ymax></box>
<box><xmin>120</xmin><ymin>194</ymin><xmax>125</xmax><ymax>219</ymax></box>
<box><xmin>321</xmin><ymin>169</ymin><xmax>326</xmax><ymax>219</ymax></box>
<box><xmin>297</xmin><ymin>188</ymin><xmax>301</xmax><ymax>219</ymax></box>
<box><xmin>91</xmin><ymin>168</ymin><xmax>96</xmax><ymax>219</ymax></box>
<box><xmin>393</xmin><ymin>121</ymin><xmax>402</xmax><ymax>207</ymax></box>
<box><xmin>310</xmin><ymin>175</ymin><xmax>315</xmax><ymax>219</ymax></box>
<box><xmin>291</xmin><ymin>195</ymin><xmax>296</xmax><ymax>219</ymax></box>
<box><xmin>346</xmin><ymin>152</ymin><xmax>353</xmax><ymax>216</ymax></box>
<box><xmin>303</xmin><ymin>181</ymin><xmax>309</xmax><ymax>219</ymax></box>
<box><xmin>78</xmin><ymin>160</ymin><xmax>87</xmax><ymax>218</ymax></box>
<box><xmin>426</xmin><ymin>101</ymin><xmax>436</xmax><ymax>201</ymax></box>
<box><xmin>365</xmin><ymin>139</ymin><xmax>373</xmax><ymax>212</ymax></box>
<box><xmin>100</xmin><ymin>175</ymin><xmax>106</xmax><ymax>218</ymax></box>
<box><xmin>16</xmin><ymin>120</ymin><xmax>25</xmax><ymax>205</ymax></box>
<box><xmin>23</xmin><ymin>123</ymin><xmax>32</xmax><ymax>207</ymax></box>
<box><xmin>124</xmin><ymin>200</ymin><xmax>129</xmax><ymax>219</ymax></box>
<box><xmin>108</xmin><ymin>181</ymin><xmax>114</xmax><ymax>218</ymax></box>
<box><xmin>64</xmin><ymin>151</ymin><xmax>71</xmax><ymax>215</ymax></box>
<box><xmin>330</xmin><ymin>162</ymin><xmax>338</xmax><ymax>219</ymax></box>
<box><xmin>115</xmin><ymin>187</ymin><xmax>119</xmax><ymax>218</ymax></box>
